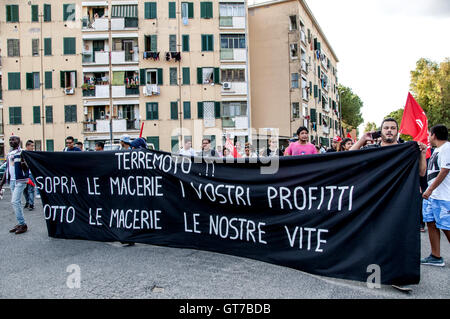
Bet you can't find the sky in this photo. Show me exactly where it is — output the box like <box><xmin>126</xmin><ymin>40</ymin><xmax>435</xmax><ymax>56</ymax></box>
<box><xmin>249</xmin><ymin>0</ymin><xmax>450</xmax><ymax>135</ymax></box>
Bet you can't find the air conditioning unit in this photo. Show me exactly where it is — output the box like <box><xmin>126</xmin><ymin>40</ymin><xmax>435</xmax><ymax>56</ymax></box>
<box><xmin>65</xmin><ymin>88</ymin><xmax>74</xmax><ymax>95</ymax></box>
<box><xmin>223</xmin><ymin>82</ymin><xmax>231</xmax><ymax>90</ymax></box>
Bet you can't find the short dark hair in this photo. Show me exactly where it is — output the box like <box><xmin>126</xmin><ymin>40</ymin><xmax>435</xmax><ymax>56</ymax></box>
<box><xmin>381</xmin><ymin>118</ymin><xmax>399</xmax><ymax>130</ymax></box>
<box><xmin>95</xmin><ymin>141</ymin><xmax>104</xmax><ymax>149</ymax></box>
<box><xmin>202</xmin><ymin>138</ymin><xmax>211</xmax><ymax>143</ymax></box>
<box><xmin>430</xmin><ymin>124</ymin><xmax>448</xmax><ymax>141</ymax></box>
<box><xmin>296</xmin><ymin>126</ymin><xmax>308</xmax><ymax>135</ymax></box>
<box><xmin>75</xmin><ymin>142</ymin><xmax>83</xmax><ymax>146</ymax></box>
<box><xmin>341</xmin><ymin>138</ymin><xmax>352</xmax><ymax>146</ymax></box>
<box><xmin>26</xmin><ymin>140</ymin><xmax>34</xmax><ymax>146</ymax></box>
<box><xmin>65</xmin><ymin>136</ymin><xmax>74</xmax><ymax>142</ymax></box>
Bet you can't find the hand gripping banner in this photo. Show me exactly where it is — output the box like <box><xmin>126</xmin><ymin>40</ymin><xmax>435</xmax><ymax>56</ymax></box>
<box><xmin>22</xmin><ymin>142</ymin><xmax>421</xmax><ymax>285</ymax></box>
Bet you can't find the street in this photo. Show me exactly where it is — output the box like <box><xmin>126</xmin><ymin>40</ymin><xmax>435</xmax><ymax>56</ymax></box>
<box><xmin>1</xmin><ymin>188</ymin><xmax>449</xmax><ymax>299</ymax></box>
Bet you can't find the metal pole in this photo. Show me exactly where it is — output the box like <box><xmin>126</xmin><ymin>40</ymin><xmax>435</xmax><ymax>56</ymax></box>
<box><xmin>177</xmin><ymin>0</ymin><xmax>183</xmax><ymax>148</ymax></box>
<box><xmin>108</xmin><ymin>0</ymin><xmax>113</xmax><ymax>146</ymax></box>
<box><xmin>39</xmin><ymin>10</ymin><xmax>46</xmax><ymax>150</ymax></box>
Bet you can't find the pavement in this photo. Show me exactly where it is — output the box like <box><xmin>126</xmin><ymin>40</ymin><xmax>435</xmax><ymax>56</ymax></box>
<box><xmin>0</xmin><ymin>188</ymin><xmax>449</xmax><ymax>299</ymax></box>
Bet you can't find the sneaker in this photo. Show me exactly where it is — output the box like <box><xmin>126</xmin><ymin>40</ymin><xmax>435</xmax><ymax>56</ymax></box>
<box><xmin>421</xmin><ymin>254</ymin><xmax>445</xmax><ymax>267</ymax></box>
<box><xmin>28</xmin><ymin>205</ymin><xmax>35</xmax><ymax>211</ymax></box>
<box><xmin>36</xmin><ymin>194</ymin><xmax>41</xmax><ymax>199</ymax></box>
<box><xmin>24</xmin><ymin>203</ymin><xmax>29</xmax><ymax>209</ymax></box>
<box><xmin>9</xmin><ymin>225</ymin><xmax>20</xmax><ymax>233</ymax></box>
<box><xmin>15</xmin><ymin>224</ymin><xmax>28</xmax><ymax>234</ymax></box>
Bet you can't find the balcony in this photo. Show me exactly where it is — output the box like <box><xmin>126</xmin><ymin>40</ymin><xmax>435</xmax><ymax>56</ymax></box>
<box><xmin>219</xmin><ymin>16</ymin><xmax>246</xmax><ymax>29</ymax></box>
<box><xmin>82</xmin><ymin>17</ymin><xmax>108</xmax><ymax>31</ymax></box>
<box><xmin>112</xmin><ymin>85</ymin><xmax>139</xmax><ymax>97</ymax></box>
<box><xmin>220</xmin><ymin>48</ymin><xmax>246</xmax><ymax>62</ymax></box>
<box><xmin>111</xmin><ymin>18</ymin><xmax>138</xmax><ymax>30</ymax></box>
<box><xmin>300</xmin><ymin>30</ymin><xmax>307</xmax><ymax>45</ymax></box>
<box><xmin>301</xmin><ymin>59</ymin><xmax>308</xmax><ymax>73</ymax></box>
<box><xmin>221</xmin><ymin>116</ymin><xmax>249</xmax><ymax>129</ymax></box>
<box><xmin>221</xmin><ymin>82</ymin><xmax>247</xmax><ymax>95</ymax></box>
<box><xmin>82</xmin><ymin>51</ymin><xmax>109</xmax><ymax>65</ymax></box>
<box><xmin>84</xmin><ymin>119</ymin><xmax>140</xmax><ymax>133</ymax></box>
<box><xmin>112</xmin><ymin>50</ymin><xmax>138</xmax><ymax>64</ymax></box>
<box><xmin>82</xmin><ymin>85</ymin><xmax>109</xmax><ymax>98</ymax></box>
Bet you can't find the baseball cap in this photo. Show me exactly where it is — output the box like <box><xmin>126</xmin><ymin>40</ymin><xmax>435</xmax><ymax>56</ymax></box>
<box><xmin>120</xmin><ymin>134</ymin><xmax>131</xmax><ymax>144</ymax></box>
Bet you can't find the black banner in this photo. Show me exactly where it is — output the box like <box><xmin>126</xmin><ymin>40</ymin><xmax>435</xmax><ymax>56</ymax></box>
<box><xmin>23</xmin><ymin>142</ymin><xmax>421</xmax><ymax>285</ymax></box>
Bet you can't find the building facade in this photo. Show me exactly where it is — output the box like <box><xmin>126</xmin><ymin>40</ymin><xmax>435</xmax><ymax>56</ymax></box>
<box><xmin>0</xmin><ymin>0</ymin><xmax>250</xmax><ymax>153</ymax></box>
<box><xmin>248</xmin><ymin>0</ymin><xmax>341</xmax><ymax>148</ymax></box>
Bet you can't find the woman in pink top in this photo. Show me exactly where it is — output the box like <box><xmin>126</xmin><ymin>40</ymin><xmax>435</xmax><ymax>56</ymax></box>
<box><xmin>284</xmin><ymin>126</ymin><xmax>318</xmax><ymax>156</ymax></box>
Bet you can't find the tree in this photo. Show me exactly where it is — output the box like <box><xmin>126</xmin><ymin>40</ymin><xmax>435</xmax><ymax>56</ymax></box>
<box><xmin>410</xmin><ymin>58</ymin><xmax>450</xmax><ymax>128</ymax></box>
<box><xmin>338</xmin><ymin>85</ymin><xmax>364</xmax><ymax>133</ymax></box>
<box><xmin>364</xmin><ymin>122</ymin><xmax>378</xmax><ymax>133</ymax></box>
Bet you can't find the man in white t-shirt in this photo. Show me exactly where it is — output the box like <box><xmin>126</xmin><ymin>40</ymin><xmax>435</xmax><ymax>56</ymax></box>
<box><xmin>179</xmin><ymin>139</ymin><xmax>196</xmax><ymax>156</ymax></box>
<box><xmin>421</xmin><ymin>124</ymin><xmax>450</xmax><ymax>267</ymax></box>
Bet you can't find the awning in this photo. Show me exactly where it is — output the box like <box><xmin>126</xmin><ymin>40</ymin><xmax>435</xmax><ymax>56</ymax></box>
<box><xmin>112</xmin><ymin>5</ymin><xmax>137</xmax><ymax>18</ymax></box>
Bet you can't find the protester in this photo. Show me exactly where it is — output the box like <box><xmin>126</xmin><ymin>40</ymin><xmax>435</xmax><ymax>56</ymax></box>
<box><xmin>327</xmin><ymin>136</ymin><xmax>342</xmax><ymax>152</ymax></box>
<box><xmin>197</xmin><ymin>138</ymin><xmax>219</xmax><ymax>157</ymax></box>
<box><xmin>0</xmin><ymin>135</ymin><xmax>30</xmax><ymax>234</ymax></box>
<box><xmin>179</xmin><ymin>139</ymin><xmax>196</xmax><ymax>156</ymax></box>
<box><xmin>130</xmin><ymin>137</ymin><xmax>148</xmax><ymax>150</ymax></box>
<box><xmin>284</xmin><ymin>127</ymin><xmax>317</xmax><ymax>156</ymax></box>
<box><xmin>340</xmin><ymin>138</ymin><xmax>353</xmax><ymax>151</ymax></box>
<box><xmin>119</xmin><ymin>135</ymin><xmax>131</xmax><ymax>150</ymax></box>
<box><xmin>75</xmin><ymin>142</ymin><xmax>84</xmax><ymax>151</ymax></box>
<box><xmin>243</xmin><ymin>143</ymin><xmax>257</xmax><ymax>158</ymax></box>
<box><xmin>222</xmin><ymin>148</ymin><xmax>233</xmax><ymax>158</ymax></box>
<box><xmin>261</xmin><ymin>137</ymin><xmax>284</xmax><ymax>157</ymax></box>
<box><xmin>95</xmin><ymin>142</ymin><xmax>104</xmax><ymax>151</ymax></box>
<box><xmin>63</xmin><ymin>136</ymin><xmax>82</xmax><ymax>152</ymax></box>
<box><xmin>23</xmin><ymin>140</ymin><xmax>36</xmax><ymax>211</ymax></box>
<box><xmin>421</xmin><ymin>124</ymin><xmax>450</xmax><ymax>267</ymax></box>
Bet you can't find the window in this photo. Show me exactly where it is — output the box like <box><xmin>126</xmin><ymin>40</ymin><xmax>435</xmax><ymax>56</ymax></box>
<box><xmin>8</xmin><ymin>73</ymin><xmax>21</xmax><ymax>90</ymax></box>
<box><xmin>146</xmin><ymin>136</ymin><xmax>159</xmax><ymax>150</ymax></box>
<box><xmin>46</xmin><ymin>140</ymin><xmax>54</xmax><ymax>152</ymax></box>
<box><xmin>45</xmin><ymin>72</ymin><xmax>52</xmax><ymax>89</ymax></box>
<box><xmin>291</xmin><ymin>73</ymin><xmax>299</xmax><ymax>89</ymax></box>
<box><xmin>201</xmin><ymin>35</ymin><xmax>214</xmax><ymax>51</ymax></box>
<box><xmin>182</xmin><ymin>67</ymin><xmax>190</xmax><ymax>85</ymax></box>
<box><xmin>60</xmin><ymin>71</ymin><xmax>77</xmax><ymax>88</ymax></box>
<box><xmin>221</xmin><ymin>69</ymin><xmax>245</xmax><ymax>82</ymax></box>
<box><xmin>292</xmin><ymin>102</ymin><xmax>300</xmax><ymax>119</ymax></box>
<box><xmin>220</xmin><ymin>34</ymin><xmax>245</xmax><ymax>49</ymax></box>
<box><xmin>44</xmin><ymin>38</ymin><xmax>52</xmax><ymax>56</ymax></box>
<box><xmin>169</xmin><ymin>35</ymin><xmax>177</xmax><ymax>52</ymax></box>
<box><xmin>146</xmin><ymin>103</ymin><xmax>158</xmax><ymax>120</ymax></box>
<box><xmin>181</xmin><ymin>2</ymin><xmax>194</xmax><ymax>19</ymax></box>
<box><xmin>31</xmin><ymin>5</ymin><xmax>39</xmax><ymax>22</ymax></box>
<box><xmin>64</xmin><ymin>105</ymin><xmax>77</xmax><ymax>123</ymax></box>
<box><xmin>198</xmin><ymin>67</ymin><xmax>219</xmax><ymax>84</ymax></box>
<box><xmin>182</xmin><ymin>35</ymin><xmax>190</xmax><ymax>52</ymax></box>
<box><xmin>32</xmin><ymin>39</ymin><xmax>39</xmax><ymax>56</ymax></box>
<box><xmin>171</xmin><ymin>136</ymin><xmax>179</xmax><ymax>153</ymax></box>
<box><xmin>34</xmin><ymin>140</ymin><xmax>42</xmax><ymax>151</ymax></box>
<box><xmin>9</xmin><ymin>107</ymin><xmax>22</xmax><ymax>125</ymax></box>
<box><xmin>143</xmin><ymin>69</ymin><xmax>162</xmax><ymax>85</ymax></box>
<box><xmin>63</xmin><ymin>4</ymin><xmax>75</xmax><ymax>21</ymax></box>
<box><xmin>63</xmin><ymin>38</ymin><xmax>76</xmax><ymax>55</ymax></box>
<box><xmin>169</xmin><ymin>2</ymin><xmax>176</xmax><ymax>19</ymax></box>
<box><xmin>221</xmin><ymin>101</ymin><xmax>247</xmax><ymax>117</ymax></box>
<box><xmin>7</xmin><ymin>39</ymin><xmax>20</xmax><ymax>57</ymax></box>
<box><xmin>145</xmin><ymin>2</ymin><xmax>157</xmax><ymax>19</ymax></box>
<box><xmin>33</xmin><ymin>106</ymin><xmax>41</xmax><ymax>124</ymax></box>
<box><xmin>302</xmin><ymin>76</ymin><xmax>308</xmax><ymax>101</ymax></box>
<box><xmin>26</xmin><ymin>72</ymin><xmax>40</xmax><ymax>90</ymax></box>
<box><xmin>170</xmin><ymin>68</ymin><xmax>178</xmax><ymax>85</ymax></box>
<box><xmin>289</xmin><ymin>15</ymin><xmax>297</xmax><ymax>30</ymax></box>
<box><xmin>200</xmin><ymin>2</ymin><xmax>213</xmax><ymax>19</ymax></box>
<box><xmin>183</xmin><ymin>102</ymin><xmax>191</xmax><ymax>119</ymax></box>
<box><xmin>171</xmin><ymin>102</ymin><xmax>178</xmax><ymax>120</ymax></box>
<box><xmin>220</xmin><ymin>3</ymin><xmax>245</xmax><ymax>17</ymax></box>
<box><xmin>290</xmin><ymin>43</ymin><xmax>298</xmax><ymax>59</ymax></box>
<box><xmin>46</xmin><ymin>106</ymin><xmax>53</xmax><ymax>123</ymax></box>
<box><xmin>44</xmin><ymin>4</ymin><xmax>51</xmax><ymax>22</ymax></box>
<box><xmin>145</xmin><ymin>35</ymin><xmax>157</xmax><ymax>52</ymax></box>
<box><xmin>6</xmin><ymin>5</ymin><xmax>19</xmax><ymax>23</ymax></box>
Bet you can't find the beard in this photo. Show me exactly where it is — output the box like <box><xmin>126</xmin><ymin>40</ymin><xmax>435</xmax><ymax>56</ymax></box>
<box><xmin>382</xmin><ymin>135</ymin><xmax>396</xmax><ymax>143</ymax></box>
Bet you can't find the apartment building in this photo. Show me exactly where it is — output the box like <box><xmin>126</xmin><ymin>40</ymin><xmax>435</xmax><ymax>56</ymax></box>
<box><xmin>0</xmin><ymin>44</ymin><xmax>3</xmax><ymax>156</ymax></box>
<box><xmin>0</xmin><ymin>0</ymin><xmax>250</xmax><ymax>153</ymax></box>
<box><xmin>248</xmin><ymin>0</ymin><xmax>341</xmax><ymax>148</ymax></box>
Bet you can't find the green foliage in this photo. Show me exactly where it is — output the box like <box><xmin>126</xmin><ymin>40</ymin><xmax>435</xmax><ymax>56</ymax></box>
<box><xmin>338</xmin><ymin>85</ymin><xmax>364</xmax><ymax>130</ymax></box>
<box><xmin>364</xmin><ymin>122</ymin><xmax>378</xmax><ymax>133</ymax></box>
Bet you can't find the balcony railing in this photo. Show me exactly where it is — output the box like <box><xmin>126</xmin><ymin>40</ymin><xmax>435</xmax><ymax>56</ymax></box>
<box><xmin>219</xmin><ymin>16</ymin><xmax>233</xmax><ymax>27</ymax></box>
<box><xmin>83</xmin><ymin>119</ymin><xmax>140</xmax><ymax>133</ymax></box>
<box><xmin>112</xmin><ymin>50</ymin><xmax>138</xmax><ymax>64</ymax></box>
<box><xmin>125</xmin><ymin>86</ymin><xmax>139</xmax><ymax>95</ymax></box>
<box><xmin>220</xmin><ymin>48</ymin><xmax>246</xmax><ymax>61</ymax></box>
<box><xmin>82</xmin><ymin>17</ymin><xmax>108</xmax><ymax>31</ymax></box>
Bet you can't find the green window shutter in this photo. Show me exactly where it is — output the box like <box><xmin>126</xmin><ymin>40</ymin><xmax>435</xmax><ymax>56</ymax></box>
<box><xmin>313</xmin><ymin>38</ymin><xmax>317</xmax><ymax>50</ymax></box>
<box><xmin>146</xmin><ymin>103</ymin><xmax>151</xmax><ymax>119</ymax></box>
<box><xmin>215</xmin><ymin>102</ymin><xmax>221</xmax><ymax>118</ymax></box>
<box><xmin>33</xmin><ymin>106</ymin><xmax>41</xmax><ymax>124</ymax></box>
<box><xmin>154</xmin><ymin>103</ymin><xmax>159</xmax><ymax>119</ymax></box>
<box><xmin>63</xmin><ymin>4</ymin><xmax>75</xmax><ymax>21</ymax></box>
<box><xmin>157</xmin><ymin>68</ymin><xmax>163</xmax><ymax>85</ymax></box>
<box><xmin>197</xmin><ymin>68</ymin><xmax>202</xmax><ymax>84</ymax></box>
<box><xmin>13</xmin><ymin>5</ymin><xmax>19</xmax><ymax>22</ymax></box>
<box><xmin>26</xmin><ymin>73</ymin><xmax>34</xmax><ymax>90</ymax></box>
<box><xmin>140</xmin><ymin>69</ymin><xmax>146</xmax><ymax>85</ymax></box>
<box><xmin>60</xmin><ymin>71</ymin><xmax>66</xmax><ymax>88</ymax></box>
<box><xmin>314</xmin><ymin>85</ymin><xmax>318</xmax><ymax>98</ymax></box>
<box><xmin>145</xmin><ymin>3</ymin><xmax>150</xmax><ymax>19</ymax></box>
<box><xmin>171</xmin><ymin>102</ymin><xmax>178</xmax><ymax>120</ymax></box>
<box><xmin>214</xmin><ymin>68</ymin><xmax>220</xmax><ymax>84</ymax></box>
<box><xmin>8</xmin><ymin>73</ymin><xmax>21</xmax><ymax>90</ymax></box>
<box><xmin>310</xmin><ymin>108</ymin><xmax>316</xmax><ymax>123</ymax></box>
<box><xmin>188</xmin><ymin>3</ymin><xmax>194</xmax><ymax>18</ymax></box>
<box><xmin>146</xmin><ymin>136</ymin><xmax>159</xmax><ymax>150</ymax></box>
<box><xmin>319</xmin><ymin>112</ymin><xmax>322</xmax><ymax>125</ymax></box>
<box><xmin>46</xmin><ymin>106</ymin><xmax>53</xmax><ymax>123</ymax></box>
<box><xmin>317</xmin><ymin>66</ymin><xmax>321</xmax><ymax>77</ymax></box>
<box><xmin>309</xmin><ymin>81</ymin><xmax>312</xmax><ymax>96</ymax></box>
<box><xmin>169</xmin><ymin>2</ymin><xmax>176</xmax><ymax>19</ymax></box>
<box><xmin>44</xmin><ymin>4</ymin><xmax>51</xmax><ymax>22</ymax></box>
<box><xmin>197</xmin><ymin>102</ymin><xmax>203</xmax><ymax>119</ymax></box>
<box><xmin>10</xmin><ymin>107</ymin><xmax>22</xmax><ymax>125</ymax></box>
<box><xmin>45</xmin><ymin>71</ymin><xmax>52</xmax><ymax>89</ymax></box>
<box><xmin>201</xmin><ymin>2</ymin><xmax>206</xmax><ymax>18</ymax></box>
<box><xmin>63</xmin><ymin>38</ymin><xmax>75</xmax><ymax>55</ymax></box>
<box><xmin>182</xmin><ymin>67</ymin><xmax>190</xmax><ymax>85</ymax></box>
<box><xmin>73</xmin><ymin>71</ymin><xmax>77</xmax><ymax>88</ymax></box>
<box><xmin>6</xmin><ymin>5</ymin><xmax>12</xmax><ymax>22</ymax></box>
<box><xmin>318</xmin><ymin>41</ymin><xmax>321</xmax><ymax>51</ymax></box>
<box><xmin>207</xmin><ymin>2</ymin><xmax>213</xmax><ymax>18</ymax></box>
<box><xmin>44</xmin><ymin>38</ymin><xmax>52</xmax><ymax>56</ymax></box>
<box><xmin>183</xmin><ymin>102</ymin><xmax>191</xmax><ymax>119</ymax></box>
<box><xmin>46</xmin><ymin>140</ymin><xmax>54</xmax><ymax>151</ymax></box>
<box><xmin>318</xmin><ymin>89</ymin><xmax>321</xmax><ymax>104</ymax></box>
<box><xmin>145</xmin><ymin>2</ymin><xmax>157</xmax><ymax>19</ymax></box>
<box><xmin>171</xmin><ymin>136</ymin><xmax>179</xmax><ymax>152</ymax></box>
<box><xmin>151</xmin><ymin>35</ymin><xmax>157</xmax><ymax>52</ymax></box>
<box><xmin>182</xmin><ymin>35</ymin><xmax>189</xmax><ymax>52</ymax></box>
<box><xmin>31</xmin><ymin>5</ymin><xmax>39</xmax><ymax>22</ymax></box>
<box><xmin>207</xmin><ymin>35</ymin><xmax>213</xmax><ymax>51</ymax></box>
<box><xmin>201</xmin><ymin>35</ymin><xmax>207</xmax><ymax>51</ymax></box>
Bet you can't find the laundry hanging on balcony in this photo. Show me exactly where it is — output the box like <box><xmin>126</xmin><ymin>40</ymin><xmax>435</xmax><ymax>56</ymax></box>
<box><xmin>111</xmin><ymin>5</ymin><xmax>138</xmax><ymax>18</ymax></box>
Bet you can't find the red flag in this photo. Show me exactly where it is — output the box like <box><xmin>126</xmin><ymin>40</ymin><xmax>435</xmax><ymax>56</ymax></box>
<box><xmin>400</xmin><ymin>93</ymin><xmax>431</xmax><ymax>158</ymax></box>
<box><xmin>225</xmin><ymin>137</ymin><xmax>241</xmax><ymax>158</ymax></box>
